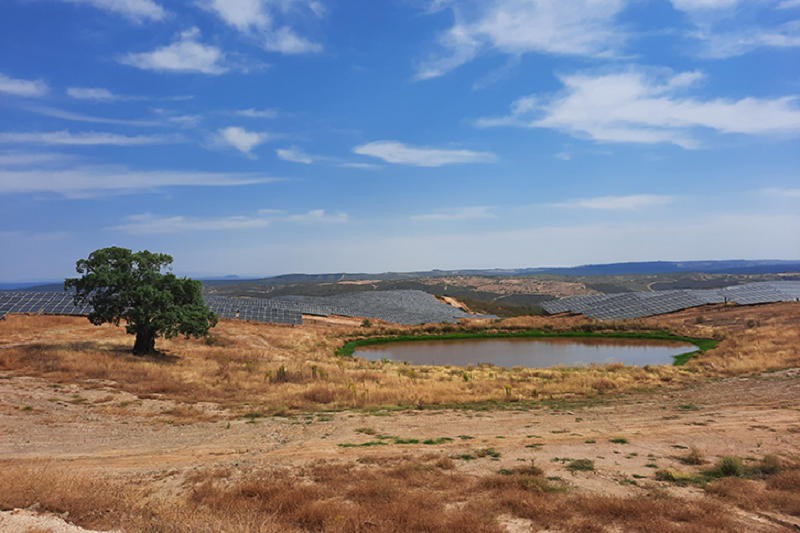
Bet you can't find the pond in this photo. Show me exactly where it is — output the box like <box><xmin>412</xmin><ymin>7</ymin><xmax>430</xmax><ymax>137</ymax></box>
<box><xmin>355</xmin><ymin>337</ymin><xmax>697</xmax><ymax>368</ymax></box>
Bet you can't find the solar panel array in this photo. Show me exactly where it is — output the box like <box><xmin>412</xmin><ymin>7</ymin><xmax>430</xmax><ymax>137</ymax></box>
<box><xmin>274</xmin><ymin>290</ymin><xmax>497</xmax><ymax>325</ymax></box>
<box><xmin>0</xmin><ymin>289</ymin><xmax>495</xmax><ymax>326</ymax></box>
<box><xmin>541</xmin><ymin>281</ymin><xmax>800</xmax><ymax>320</ymax></box>
<box><xmin>0</xmin><ymin>291</ymin><xmax>92</xmax><ymax>320</ymax></box>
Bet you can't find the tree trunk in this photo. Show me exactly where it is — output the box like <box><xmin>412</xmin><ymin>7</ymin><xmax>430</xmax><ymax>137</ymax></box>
<box><xmin>132</xmin><ymin>330</ymin><xmax>156</xmax><ymax>355</ymax></box>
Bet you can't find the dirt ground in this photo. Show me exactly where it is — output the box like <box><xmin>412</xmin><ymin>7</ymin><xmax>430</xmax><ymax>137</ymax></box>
<box><xmin>1</xmin><ymin>305</ymin><xmax>799</xmax><ymax>532</ymax></box>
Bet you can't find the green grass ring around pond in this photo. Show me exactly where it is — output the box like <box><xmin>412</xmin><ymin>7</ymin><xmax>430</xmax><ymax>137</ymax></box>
<box><xmin>336</xmin><ymin>330</ymin><xmax>718</xmax><ymax>366</ymax></box>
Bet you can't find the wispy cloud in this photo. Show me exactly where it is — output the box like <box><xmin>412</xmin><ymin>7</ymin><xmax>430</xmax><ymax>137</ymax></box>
<box><xmin>66</xmin><ymin>87</ymin><xmax>192</xmax><ymax>102</ymax></box>
<box><xmin>0</xmin><ymin>72</ymin><xmax>49</xmax><ymax>97</ymax></box>
<box><xmin>57</xmin><ymin>0</ymin><xmax>170</xmax><ymax>22</ymax></box>
<box><xmin>0</xmin><ymin>130</ymin><xmax>184</xmax><ymax>146</ymax></box>
<box><xmin>112</xmin><ymin>207</ymin><xmax>346</xmax><ymax>234</ymax></box>
<box><xmin>353</xmin><ymin>140</ymin><xmax>496</xmax><ymax>167</ymax></box>
<box><xmin>0</xmin><ymin>152</ymin><xmax>77</xmax><ymax>167</ymax></box>
<box><xmin>477</xmin><ymin>68</ymin><xmax>800</xmax><ymax>148</ymax></box>
<box><xmin>339</xmin><ymin>162</ymin><xmax>382</xmax><ymax>170</ymax></box>
<box><xmin>285</xmin><ymin>209</ymin><xmax>348</xmax><ymax>223</ymax></box>
<box><xmin>198</xmin><ymin>0</ymin><xmax>323</xmax><ymax>54</ymax></box>
<box><xmin>111</xmin><ymin>213</ymin><xmax>272</xmax><ymax>234</ymax></box>
<box><xmin>552</xmin><ymin>194</ymin><xmax>675</xmax><ymax>210</ymax></box>
<box><xmin>215</xmin><ymin>127</ymin><xmax>271</xmax><ymax>157</ymax></box>
<box><xmin>236</xmin><ymin>108</ymin><xmax>278</xmax><ymax>118</ymax></box>
<box><xmin>762</xmin><ymin>187</ymin><xmax>800</xmax><ymax>198</ymax></box>
<box><xmin>119</xmin><ymin>28</ymin><xmax>229</xmax><ymax>74</ymax></box>
<box><xmin>668</xmin><ymin>0</ymin><xmax>800</xmax><ymax>58</ymax></box>
<box><xmin>276</xmin><ymin>146</ymin><xmax>314</xmax><ymax>163</ymax></box>
<box><xmin>411</xmin><ymin>206</ymin><xmax>496</xmax><ymax>220</ymax></box>
<box><xmin>0</xmin><ymin>167</ymin><xmax>280</xmax><ymax>196</ymax></box>
<box><xmin>416</xmin><ymin>0</ymin><xmax>627</xmax><ymax>80</ymax></box>
<box><xmin>25</xmin><ymin>106</ymin><xmax>161</xmax><ymax>126</ymax></box>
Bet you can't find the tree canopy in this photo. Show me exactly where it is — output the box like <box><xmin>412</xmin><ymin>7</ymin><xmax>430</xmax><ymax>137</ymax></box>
<box><xmin>64</xmin><ymin>247</ymin><xmax>218</xmax><ymax>355</ymax></box>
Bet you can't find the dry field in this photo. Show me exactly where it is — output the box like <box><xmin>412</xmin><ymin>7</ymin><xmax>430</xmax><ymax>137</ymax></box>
<box><xmin>1</xmin><ymin>302</ymin><xmax>799</xmax><ymax>532</ymax></box>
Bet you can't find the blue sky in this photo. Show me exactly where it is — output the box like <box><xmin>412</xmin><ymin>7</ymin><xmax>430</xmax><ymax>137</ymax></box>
<box><xmin>1</xmin><ymin>0</ymin><xmax>798</xmax><ymax>282</ymax></box>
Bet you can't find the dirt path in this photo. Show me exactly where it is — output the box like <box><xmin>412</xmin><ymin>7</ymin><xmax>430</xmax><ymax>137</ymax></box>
<box><xmin>3</xmin><ymin>370</ymin><xmax>798</xmax><ymax>486</ymax></box>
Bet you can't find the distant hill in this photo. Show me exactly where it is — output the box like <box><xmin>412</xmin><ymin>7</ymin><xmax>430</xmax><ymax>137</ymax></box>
<box><xmin>7</xmin><ymin>260</ymin><xmax>800</xmax><ymax>293</ymax></box>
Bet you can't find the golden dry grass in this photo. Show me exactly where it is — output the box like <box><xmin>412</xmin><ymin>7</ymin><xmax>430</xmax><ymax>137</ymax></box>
<box><xmin>0</xmin><ymin>302</ymin><xmax>798</xmax><ymax>420</ymax></box>
<box><xmin>0</xmin><ymin>454</ymin><xmax>766</xmax><ymax>533</ymax></box>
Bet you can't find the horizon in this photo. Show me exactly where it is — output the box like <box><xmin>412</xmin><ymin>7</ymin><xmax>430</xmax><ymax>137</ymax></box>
<box><xmin>1</xmin><ymin>0</ymin><xmax>799</xmax><ymax>282</ymax></box>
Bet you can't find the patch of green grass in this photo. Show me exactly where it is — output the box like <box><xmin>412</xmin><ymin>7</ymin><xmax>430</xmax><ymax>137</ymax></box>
<box><xmin>566</xmin><ymin>459</ymin><xmax>595</xmax><ymax>473</ymax></box>
<box><xmin>457</xmin><ymin>435</ymin><xmax>474</xmax><ymax>440</ymax></box>
<box><xmin>525</xmin><ymin>444</ymin><xmax>544</xmax><ymax>449</ymax></box>
<box><xmin>338</xmin><ymin>441</ymin><xmax>388</xmax><ymax>448</ymax></box>
<box><xmin>392</xmin><ymin>438</ymin><xmax>420</xmax><ymax>445</ymax></box>
<box><xmin>610</xmin><ymin>438</ymin><xmax>628</xmax><ymax>444</ymax></box>
<box><xmin>645</xmin><ymin>463</ymin><xmax>659</xmax><ymax>468</ymax></box>
<box><xmin>422</xmin><ymin>437</ymin><xmax>454</xmax><ymax>445</ymax></box>
<box><xmin>475</xmin><ymin>448</ymin><xmax>501</xmax><ymax>458</ymax></box>
<box><xmin>585</xmin><ymin>439</ymin><xmax>596</xmax><ymax>444</ymax></box>
<box><xmin>460</xmin><ymin>454</ymin><xmax>476</xmax><ymax>461</ymax></box>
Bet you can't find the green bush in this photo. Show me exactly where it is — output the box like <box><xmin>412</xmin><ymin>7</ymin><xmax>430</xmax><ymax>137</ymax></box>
<box><xmin>717</xmin><ymin>456</ymin><xmax>745</xmax><ymax>477</ymax></box>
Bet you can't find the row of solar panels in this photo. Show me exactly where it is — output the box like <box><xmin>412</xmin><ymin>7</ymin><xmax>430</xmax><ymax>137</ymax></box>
<box><xmin>0</xmin><ymin>289</ymin><xmax>494</xmax><ymax>326</ymax></box>
<box><xmin>0</xmin><ymin>292</ymin><xmax>302</xmax><ymax>326</ymax></box>
<box><xmin>540</xmin><ymin>281</ymin><xmax>800</xmax><ymax>320</ymax></box>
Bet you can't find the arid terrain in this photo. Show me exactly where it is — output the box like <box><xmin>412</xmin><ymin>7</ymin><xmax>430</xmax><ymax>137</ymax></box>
<box><xmin>1</xmin><ymin>302</ymin><xmax>799</xmax><ymax>532</ymax></box>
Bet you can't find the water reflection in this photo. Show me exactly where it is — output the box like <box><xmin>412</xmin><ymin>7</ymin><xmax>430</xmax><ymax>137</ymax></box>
<box><xmin>356</xmin><ymin>337</ymin><xmax>696</xmax><ymax>368</ymax></box>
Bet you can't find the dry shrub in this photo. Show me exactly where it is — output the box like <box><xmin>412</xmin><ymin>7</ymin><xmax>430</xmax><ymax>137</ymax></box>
<box><xmin>302</xmin><ymin>384</ymin><xmax>337</xmax><ymax>404</ymax></box>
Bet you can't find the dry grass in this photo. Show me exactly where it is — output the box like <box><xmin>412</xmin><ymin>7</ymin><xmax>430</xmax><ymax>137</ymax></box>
<box><xmin>0</xmin><ymin>455</ymin><xmax>758</xmax><ymax>533</ymax></box>
<box><xmin>1</xmin><ymin>303</ymin><xmax>798</xmax><ymax>421</ymax></box>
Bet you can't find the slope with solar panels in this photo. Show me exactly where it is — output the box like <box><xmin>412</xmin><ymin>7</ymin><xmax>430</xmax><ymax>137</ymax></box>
<box><xmin>1</xmin><ymin>290</ymin><xmax>495</xmax><ymax>326</ymax></box>
<box><xmin>540</xmin><ymin>281</ymin><xmax>800</xmax><ymax>320</ymax></box>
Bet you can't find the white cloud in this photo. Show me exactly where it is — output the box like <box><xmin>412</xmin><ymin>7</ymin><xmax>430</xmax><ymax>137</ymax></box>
<box><xmin>554</xmin><ymin>152</ymin><xmax>571</xmax><ymax>161</ymax></box>
<box><xmin>688</xmin><ymin>22</ymin><xmax>800</xmax><ymax>58</ymax></box>
<box><xmin>112</xmin><ymin>207</ymin><xmax>346</xmax><ymax>234</ymax></box>
<box><xmin>276</xmin><ymin>146</ymin><xmax>314</xmax><ymax>164</ymax></box>
<box><xmin>0</xmin><ymin>130</ymin><xmax>183</xmax><ymax>146</ymax></box>
<box><xmin>111</xmin><ymin>213</ymin><xmax>272</xmax><ymax>234</ymax></box>
<box><xmin>67</xmin><ymin>87</ymin><xmax>193</xmax><ymax>101</ymax></box>
<box><xmin>286</xmin><ymin>209</ymin><xmax>348</xmax><ymax>223</ymax></box>
<box><xmin>667</xmin><ymin>1</ymin><xmax>800</xmax><ymax>58</ymax></box>
<box><xmin>353</xmin><ymin>140</ymin><xmax>496</xmax><ymax>167</ymax></box>
<box><xmin>57</xmin><ymin>0</ymin><xmax>169</xmax><ymax>22</ymax></box>
<box><xmin>416</xmin><ymin>0</ymin><xmax>627</xmax><ymax>80</ymax></box>
<box><xmin>339</xmin><ymin>162</ymin><xmax>382</xmax><ymax>170</ymax></box>
<box><xmin>0</xmin><ymin>167</ymin><xmax>279</xmax><ymax>196</ymax></box>
<box><xmin>477</xmin><ymin>69</ymin><xmax>800</xmax><ymax>148</ymax></box>
<box><xmin>25</xmin><ymin>106</ymin><xmax>161</xmax><ymax>126</ymax></box>
<box><xmin>0</xmin><ymin>73</ymin><xmax>49</xmax><ymax>97</ymax></box>
<box><xmin>119</xmin><ymin>28</ymin><xmax>228</xmax><ymax>74</ymax></box>
<box><xmin>236</xmin><ymin>108</ymin><xmax>278</xmax><ymax>118</ymax></box>
<box><xmin>411</xmin><ymin>206</ymin><xmax>496</xmax><ymax>220</ymax></box>
<box><xmin>670</xmin><ymin>0</ymin><xmax>739</xmax><ymax>11</ymax></box>
<box><xmin>0</xmin><ymin>152</ymin><xmax>76</xmax><ymax>166</ymax></box>
<box><xmin>198</xmin><ymin>0</ymin><xmax>323</xmax><ymax>54</ymax></box>
<box><xmin>168</xmin><ymin>115</ymin><xmax>203</xmax><ymax>128</ymax></box>
<box><xmin>552</xmin><ymin>194</ymin><xmax>675</xmax><ymax>210</ymax></box>
<box><xmin>762</xmin><ymin>187</ymin><xmax>800</xmax><ymax>198</ymax></box>
<box><xmin>67</xmin><ymin>87</ymin><xmax>119</xmax><ymax>100</ymax></box>
<box><xmin>216</xmin><ymin>127</ymin><xmax>270</xmax><ymax>157</ymax></box>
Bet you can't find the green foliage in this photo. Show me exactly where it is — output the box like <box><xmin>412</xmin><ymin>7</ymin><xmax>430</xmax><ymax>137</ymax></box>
<box><xmin>64</xmin><ymin>247</ymin><xmax>217</xmax><ymax>355</ymax></box>
<box><xmin>566</xmin><ymin>459</ymin><xmax>595</xmax><ymax>473</ymax></box>
<box><xmin>716</xmin><ymin>456</ymin><xmax>745</xmax><ymax>477</ymax></box>
<box><xmin>609</xmin><ymin>438</ymin><xmax>628</xmax><ymax>444</ymax></box>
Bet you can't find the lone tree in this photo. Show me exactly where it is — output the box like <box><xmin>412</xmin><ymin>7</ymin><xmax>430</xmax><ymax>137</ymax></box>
<box><xmin>64</xmin><ymin>247</ymin><xmax>218</xmax><ymax>355</ymax></box>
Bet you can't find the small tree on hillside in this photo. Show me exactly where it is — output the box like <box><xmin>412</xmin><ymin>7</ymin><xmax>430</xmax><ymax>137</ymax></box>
<box><xmin>64</xmin><ymin>246</ymin><xmax>218</xmax><ymax>355</ymax></box>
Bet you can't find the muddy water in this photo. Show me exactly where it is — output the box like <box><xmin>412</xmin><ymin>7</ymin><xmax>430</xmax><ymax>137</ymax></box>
<box><xmin>356</xmin><ymin>337</ymin><xmax>696</xmax><ymax>368</ymax></box>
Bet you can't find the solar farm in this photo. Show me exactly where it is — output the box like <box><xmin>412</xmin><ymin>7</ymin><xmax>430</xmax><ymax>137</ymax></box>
<box><xmin>540</xmin><ymin>281</ymin><xmax>800</xmax><ymax>320</ymax></box>
<box><xmin>0</xmin><ymin>289</ymin><xmax>496</xmax><ymax>326</ymax></box>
